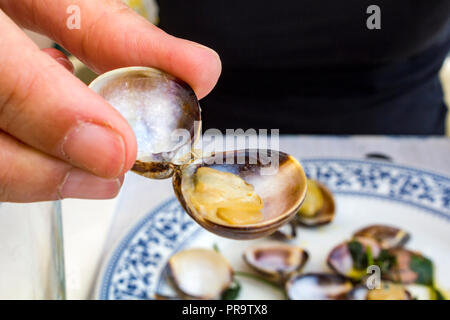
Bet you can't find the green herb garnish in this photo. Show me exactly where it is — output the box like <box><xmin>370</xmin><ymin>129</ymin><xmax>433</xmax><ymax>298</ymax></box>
<box><xmin>348</xmin><ymin>240</ymin><xmax>368</xmax><ymax>270</ymax></box>
<box><xmin>212</xmin><ymin>244</ymin><xmax>241</xmax><ymax>300</ymax></box>
<box><xmin>221</xmin><ymin>278</ymin><xmax>241</xmax><ymax>300</ymax></box>
<box><xmin>409</xmin><ymin>254</ymin><xmax>434</xmax><ymax>286</ymax></box>
<box><xmin>374</xmin><ymin>249</ymin><xmax>397</xmax><ymax>274</ymax></box>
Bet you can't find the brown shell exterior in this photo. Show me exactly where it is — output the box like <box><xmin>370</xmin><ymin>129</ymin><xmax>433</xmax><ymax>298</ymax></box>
<box><xmin>132</xmin><ymin>160</ymin><xmax>176</xmax><ymax>179</ymax></box>
<box><xmin>243</xmin><ymin>246</ymin><xmax>309</xmax><ymax>284</ymax></box>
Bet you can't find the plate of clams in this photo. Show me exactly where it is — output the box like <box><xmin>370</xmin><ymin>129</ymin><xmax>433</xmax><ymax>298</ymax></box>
<box><xmin>91</xmin><ymin>67</ymin><xmax>450</xmax><ymax>300</ymax></box>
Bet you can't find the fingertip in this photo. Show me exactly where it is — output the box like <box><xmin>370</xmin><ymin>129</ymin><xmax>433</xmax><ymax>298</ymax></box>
<box><xmin>158</xmin><ymin>37</ymin><xmax>222</xmax><ymax>100</ymax></box>
<box><xmin>190</xmin><ymin>43</ymin><xmax>222</xmax><ymax>99</ymax></box>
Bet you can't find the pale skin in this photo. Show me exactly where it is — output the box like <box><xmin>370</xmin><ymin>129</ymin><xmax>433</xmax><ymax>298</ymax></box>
<box><xmin>0</xmin><ymin>0</ymin><xmax>221</xmax><ymax>202</ymax></box>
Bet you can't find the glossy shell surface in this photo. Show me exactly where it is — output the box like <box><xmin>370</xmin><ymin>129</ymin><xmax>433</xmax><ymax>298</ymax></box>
<box><xmin>297</xmin><ymin>181</ymin><xmax>335</xmax><ymax>227</ymax></box>
<box><xmin>173</xmin><ymin>150</ymin><xmax>307</xmax><ymax>239</ymax></box>
<box><xmin>167</xmin><ymin>248</ymin><xmax>233</xmax><ymax>299</ymax></box>
<box><xmin>286</xmin><ymin>273</ymin><xmax>353</xmax><ymax>300</ymax></box>
<box><xmin>243</xmin><ymin>241</ymin><xmax>308</xmax><ymax>283</ymax></box>
<box><xmin>89</xmin><ymin>67</ymin><xmax>201</xmax><ymax>179</ymax></box>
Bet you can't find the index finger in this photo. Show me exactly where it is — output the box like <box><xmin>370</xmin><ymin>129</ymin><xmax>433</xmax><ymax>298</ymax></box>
<box><xmin>0</xmin><ymin>0</ymin><xmax>222</xmax><ymax>99</ymax></box>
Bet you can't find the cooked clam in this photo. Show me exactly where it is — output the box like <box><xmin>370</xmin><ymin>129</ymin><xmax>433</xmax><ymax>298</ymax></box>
<box><xmin>327</xmin><ymin>236</ymin><xmax>381</xmax><ymax>281</ymax></box>
<box><xmin>286</xmin><ymin>273</ymin><xmax>352</xmax><ymax>300</ymax></box>
<box><xmin>327</xmin><ymin>235</ymin><xmax>436</xmax><ymax>287</ymax></box>
<box><xmin>382</xmin><ymin>248</ymin><xmax>434</xmax><ymax>285</ymax></box>
<box><xmin>167</xmin><ymin>248</ymin><xmax>233</xmax><ymax>299</ymax></box>
<box><xmin>347</xmin><ymin>281</ymin><xmax>412</xmax><ymax>300</ymax></box>
<box><xmin>243</xmin><ymin>241</ymin><xmax>308</xmax><ymax>283</ymax></box>
<box><xmin>90</xmin><ymin>67</ymin><xmax>307</xmax><ymax>239</ymax></box>
<box><xmin>173</xmin><ymin>150</ymin><xmax>306</xmax><ymax>239</ymax></box>
<box><xmin>353</xmin><ymin>225</ymin><xmax>410</xmax><ymax>249</ymax></box>
<box><xmin>296</xmin><ymin>179</ymin><xmax>335</xmax><ymax>227</ymax></box>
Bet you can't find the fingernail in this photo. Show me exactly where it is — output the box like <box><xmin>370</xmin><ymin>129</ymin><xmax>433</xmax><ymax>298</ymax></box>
<box><xmin>62</xmin><ymin>122</ymin><xmax>125</xmax><ymax>178</ymax></box>
<box><xmin>56</xmin><ymin>57</ymin><xmax>74</xmax><ymax>74</ymax></box>
<box><xmin>59</xmin><ymin>169</ymin><xmax>123</xmax><ymax>199</ymax></box>
<box><xmin>192</xmin><ymin>43</ymin><xmax>221</xmax><ymax>63</ymax></box>
<box><xmin>190</xmin><ymin>42</ymin><xmax>222</xmax><ymax>98</ymax></box>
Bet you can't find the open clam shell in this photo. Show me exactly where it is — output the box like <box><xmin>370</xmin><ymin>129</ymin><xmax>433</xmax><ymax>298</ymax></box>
<box><xmin>167</xmin><ymin>248</ymin><xmax>233</xmax><ymax>300</ymax></box>
<box><xmin>381</xmin><ymin>248</ymin><xmax>434</xmax><ymax>285</ymax></box>
<box><xmin>89</xmin><ymin>67</ymin><xmax>201</xmax><ymax>179</ymax></box>
<box><xmin>90</xmin><ymin>68</ymin><xmax>308</xmax><ymax>239</ymax></box>
<box><xmin>353</xmin><ymin>225</ymin><xmax>410</xmax><ymax>249</ymax></box>
<box><xmin>327</xmin><ymin>236</ymin><xmax>381</xmax><ymax>281</ymax></box>
<box><xmin>286</xmin><ymin>273</ymin><xmax>353</xmax><ymax>300</ymax></box>
<box><xmin>243</xmin><ymin>241</ymin><xmax>308</xmax><ymax>283</ymax></box>
<box><xmin>173</xmin><ymin>150</ymin><xmax>307</xmax><ymax>239</ymax></box>
<box><xmin>296</xmin><ymin>180</ymin><xmax>335</xmax><ymax>227</ymax></box>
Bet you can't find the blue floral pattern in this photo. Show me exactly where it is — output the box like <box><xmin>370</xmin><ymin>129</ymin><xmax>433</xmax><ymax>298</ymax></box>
<box><xmin>103</xmin><ymin>200</ymin><xmax>199</xmax><ymax>299</ymax></box>
<box><xmin>302</xmin><ymin>159</ymin><xmax>450</xmax><ymax>219</ymax></box>
<box><xmin>99</xmin><ymin>159</ymin><xmax>450</xmax><ymax>299</ymax></box>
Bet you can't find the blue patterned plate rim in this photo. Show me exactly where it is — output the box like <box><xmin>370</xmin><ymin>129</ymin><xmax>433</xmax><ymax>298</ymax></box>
<box><xmin>98</xmin><ymin>158</ymin><xmax>450</xmax><ymax>299</ymax></box>
<box><xmin>302</xmin><ymin>158</ymin><xmax>450</xmax><ymax>180</ymax></box>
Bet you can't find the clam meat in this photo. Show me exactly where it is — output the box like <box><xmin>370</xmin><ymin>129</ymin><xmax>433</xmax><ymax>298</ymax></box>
<box><xmin>297</xmin><ymin>179</ymin><xmax>335</xmax><ymax>227</ymax></box>
<box><xmin>181</xmin><ymin>166</ymin><xmax>264</xmax><ymax>226</ymax></box>
<box><xmin>173</xmin><ymin>150</ymin><xmax>307</xmax><ymax>239</ymax></box>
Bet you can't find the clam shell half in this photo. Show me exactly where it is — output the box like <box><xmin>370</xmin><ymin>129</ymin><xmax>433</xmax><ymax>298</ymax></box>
<box><xmin>296</xmin><ymin>180</ymin><xmax>335</xmax><ymax>227</ymax></box>
<box><xmin>89</xmin><ymin>67</ymin><xmax>201</xmax><ymax>179</ymax></box>
<box><xmin>327</xmin><ymin>236</ymin><xmax>381</xmax><ymax>281</ymax></box>
<box><xmin>353</xmin><ymin>225</ymin><xmax>410</xmax><ymax>249</ymax></box>
<box><xmin>167</xmin><ymin>248</ymin><xmax>233</xmax><ymax>300</ymax></box>
<box><xmin>173</xmin><ymin>150</ymin><xmax>307</xmax><ymax>239</ymax></box>
<box><xmin>243</xmin><ymin>241</ymin><xmax>309</xmax><ymax>283</ymax></box>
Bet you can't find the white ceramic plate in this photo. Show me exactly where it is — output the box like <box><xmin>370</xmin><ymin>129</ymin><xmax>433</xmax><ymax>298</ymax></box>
<box><xmin>97</xmin><ymin>159</ymin><xmax>450</xmax><ymax>299</ymax></box>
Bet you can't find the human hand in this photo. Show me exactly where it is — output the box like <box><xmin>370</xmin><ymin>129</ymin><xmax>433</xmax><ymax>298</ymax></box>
<box><xmin>0</xmin><ymin>0</ymin><xmax>221</xmax><ymax>202</ymax></box>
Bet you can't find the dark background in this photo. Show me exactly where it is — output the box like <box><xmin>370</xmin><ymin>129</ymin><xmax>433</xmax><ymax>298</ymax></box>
<box><xmin>156</xmin><ymin>0</ymin><xmax>450</xmax><ymax>135</ymax></box>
